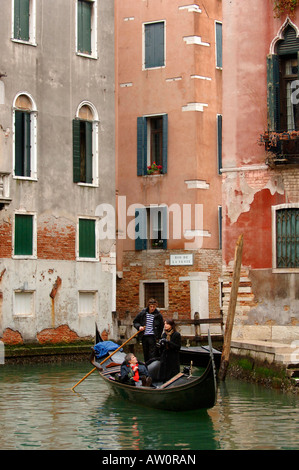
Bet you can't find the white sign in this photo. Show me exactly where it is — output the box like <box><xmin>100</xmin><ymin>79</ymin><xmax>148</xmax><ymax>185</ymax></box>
<box><xmin>170</xmin><ymin>254</ymin><xmax>194</xmax><ymax>266</ymax></box>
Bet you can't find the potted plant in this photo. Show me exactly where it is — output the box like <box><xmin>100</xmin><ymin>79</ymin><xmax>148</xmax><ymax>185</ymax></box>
<box><xmin>147</xmin><ymin>162</ymin><xmax>163</xmax><ymax>175</ymax></box>
<box><xmin>273</xmin><ymin>0</ymin><xmax>299</xmax><ymax>17</ymax></box>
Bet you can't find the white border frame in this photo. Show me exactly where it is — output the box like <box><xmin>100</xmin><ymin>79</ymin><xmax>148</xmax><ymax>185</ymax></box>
<box><xmin>139</xmin><ymin>278</ymin><xmax>169</xmax><ymax>310</ymax></box>
<box><xmin>11</xmin><ymin>0</ymin><xmax>37</xmax><ymax>46</ymax></box>
<box><xmin>12</xmin><ymin>210</ymin><xmax>37</xmax><ymax>259</ymax></box>
<box><xmin>75</xmin><ymin>100</ymin><xmax>99</xmax><ymax>187</ymax></box>
<box><xmin>75</xmin><ymin>0</ymin><xmax>98</xmax><ymax>59</ymax></box>
<box><xmin>76</xmin><ymin>216</ymin><xmax>99</xmax><ymax>261</ymax></box>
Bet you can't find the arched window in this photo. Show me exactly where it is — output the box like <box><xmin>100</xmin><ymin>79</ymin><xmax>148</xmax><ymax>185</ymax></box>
<box><xmin>268</xmin><ymin>20</ymin><xmax>299</xmax><ymax>132</ymax></box>
<box><xmin>73</xmin><ymin>101</ymin><xmax>99</xmax><ymax>186</ymax></box>
<box><xmin>13</xmin><ymin>92</ymin><xmax>37</xmax><ymax>179</ymax></box>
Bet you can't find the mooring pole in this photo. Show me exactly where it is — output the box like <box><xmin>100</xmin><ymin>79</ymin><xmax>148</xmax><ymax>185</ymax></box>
<box><xmin>219</xmin><ymin>234</ymin><xmax>243</xmax><ymax>381</ymax></box>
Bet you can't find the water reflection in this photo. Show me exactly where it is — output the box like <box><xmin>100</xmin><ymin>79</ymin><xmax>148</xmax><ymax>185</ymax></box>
<box><xmin>92</xmin><ymin>396</ymin><xmax>219</xmax><ymax>450</ymax></box>
<box><xmin>0</xmin><ymin>362</ymin><xmax>298</xmax><ymax>450</ymax></box>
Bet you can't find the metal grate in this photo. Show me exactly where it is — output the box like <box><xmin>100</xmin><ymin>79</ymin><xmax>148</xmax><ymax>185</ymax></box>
<box><xmin>276</xmin><ymin>208</ymin><xmax>299</xmax><ymax>268</ymax></box>
<box><xmin>144</xmin><ymin>282</ymin><xmax>165</xmax><ymax>308</ymax></box>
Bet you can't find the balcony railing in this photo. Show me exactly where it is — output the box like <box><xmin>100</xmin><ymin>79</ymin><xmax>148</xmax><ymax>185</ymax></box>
<box><xmin>0</xmin><ymin>172</ymin><xmax>11</xmax><ymax>205</ymax></box>
<box><xmin>260</xmin><ymin>130</ymin><xmax>299</xmax><ymax>166</ymax></box>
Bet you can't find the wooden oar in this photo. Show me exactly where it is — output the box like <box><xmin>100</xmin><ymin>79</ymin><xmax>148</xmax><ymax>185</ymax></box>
<box><xmin>71</xmin><ymin>330</ymin><xmax>140</xmax><ymax>391</ymax></box>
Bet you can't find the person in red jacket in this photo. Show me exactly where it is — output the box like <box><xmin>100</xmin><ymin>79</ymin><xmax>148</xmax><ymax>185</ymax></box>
<box><xmin>120</xmin><ymin>353</ymin><xmax>152</xmax><ymax>387</ymax></box>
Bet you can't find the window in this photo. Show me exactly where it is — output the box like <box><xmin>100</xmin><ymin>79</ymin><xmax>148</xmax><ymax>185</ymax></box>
<box><xmin>273</xmin><ymin>206</ymin><xmax>299</xmax><ymax>270</ymax></box>
<box><xmin>137</xmin><ymin>114</ymin><xmax>168</xmax><ymax>175</ymax></box>
<box><xmin>140</xmin><ymin>280</ymin><xmax>168</xmax><ymax>309</ymax></box>
<box><xmin>215</xmin><ymin>22</ymin><xmax>222</xmax><ymax>68</ymax></box>
<box><xmin>268</xmin><ymin>25</ymin><xmax>299</xmax><ymax>132</ymax></box>
<box><xmin>78</xmin><ymin>218</ymin><xmax>96</xmax><ymax>259</ymax></box>
<box><xmin>73</xmin><ymin>102</ymin><xmax>99</xmax><ymax>185</ymax></box>
<box><xmin>135</xmin><ymin>206</ymin><xmax>167</xmax><ymax>250</ymax></box>
<box><xmin>77</xmin><ymin>0</ymin><xmax>97</xmax><ymax>57</ymax></box>
<box><xmin>14</xmin><ymin>213</ymin><xmax>35</xmax><ymax>257</ymax></box>
<box><xmin>13</xmin><ymin>93</ymin><xmax>37</xmax><ymax>180</ymax></box>
<box><xmin>265</xmin><ymin>23</ymin><xmax>299</xmax><ymax>162</ymax></box>
<box><xmin>218</xmin><ymin>206</ymin><xmax>222</xmax><ymax>250</ymax></box>
<box><xmin>217</xmin><ymin>114</ymin><xmax>222</xmax><ymax>174</ymax></box>
<box><xmin>12</xmin><ymin>0</ymin><xmax>36</xmax><ymax>44</ymax></box>
<box><xmin>144</xmin><ymin>21</ymin><xmax>165</xmax><ymax>69</ymax></box>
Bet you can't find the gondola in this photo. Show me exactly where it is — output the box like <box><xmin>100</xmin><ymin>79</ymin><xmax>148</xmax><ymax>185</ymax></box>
<box><xmin>179</xmin><ymin>344</ymin><xmax>222</xmax><ymax>369</ymax></box>
<box><xmin>90</xmin><ymin>335</ymin><xmax>218</xmax><ymax>412</ymax></box>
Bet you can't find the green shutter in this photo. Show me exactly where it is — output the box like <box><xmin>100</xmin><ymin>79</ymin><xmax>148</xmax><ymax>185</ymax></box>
<box><xmin>276</xmin><ymin>209</ymin><xmax>299</xmax><ymax>268</ymax></box>
<box><xmin>85</xmin><ymin>121</ymin><xmax>93</xmax><ymax>184</ymax></box>
<box><xmin>162</xmin><ymin>114</ymin><xmax>168</xmax><ymax>174</ymax></box>
<box><xmin>15</xmin><ymin>214</ymin><xmax>33</xmax><ymax>256</ymax></box>
<box><xmin>145</xmin><ymin>22</ymin><xmax>164</xmax><ymax>68</ymax></box>
<box><xmin>135</xmin><ymin>208</ymin><xmax>147</xmax><ymax>250</ymax></box>
<box><xmin>14</xmin><ymin>0</ymin><xmax>30</xmax><ymax>41</ymax></box>
<box><xmin>15</xmin><ymin>110</ymin><xmax>31</xmax><ymax>177</ymax></box>
<box><xmin>79</xmin><ymin>219</ymin><xmax>96</xmax><ymax>258</ymax></box>
<box><xmin>73</xmin><ymin>119</ymin><xmax>81</xmax><ymax>182</ymax></box>
<box><xmin>78</xmin><ymin>0</ymin><xmax>92</xmax><ymax>54</ymax></box>
<box><xmin>137</xmin><ymin>117</ymin><xmax>147</xmax><ymax>175</ymax></box>
<box><xmin>216</xmin><ymin>22</ymin><xmax>222</xmax><ymax>68</ymax></box>
<box><xmin>267</xmin><ymin>54</ymin><xmax>280</xmax><ymax>131</ymax></box>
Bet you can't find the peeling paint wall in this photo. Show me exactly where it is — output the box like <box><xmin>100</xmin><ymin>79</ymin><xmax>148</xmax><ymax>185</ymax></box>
<box><xmin>0</xmin><ymin>0</ymin><xmax>116</xmax><ymax>344</ymax></box>
<box><xmin>222</xmin><ymin>0</ymin><xmax>299</xmax><ymax>343</ymax></box>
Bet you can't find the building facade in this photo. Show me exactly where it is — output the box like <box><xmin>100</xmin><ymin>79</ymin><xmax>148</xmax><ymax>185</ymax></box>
<box><xmin>222</xmin><ymin>0</ymin><xmax>299</xmax><ymax>343</ymax></box>
<box><xmin>0</xmin><ymin>0</ymin><xmax>116</xmax><ymax>344</ymax></box>
<box><xmin>115</xmin><ymin>0</ymin><xmax>223</xmax><ymax>337</ymax></box>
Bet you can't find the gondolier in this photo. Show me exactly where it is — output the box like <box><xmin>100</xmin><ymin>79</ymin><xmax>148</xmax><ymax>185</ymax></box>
<box><xmin>133</xmin><ymin>298</ymin><xmax>164</xmax><ymax>363</ymax></box>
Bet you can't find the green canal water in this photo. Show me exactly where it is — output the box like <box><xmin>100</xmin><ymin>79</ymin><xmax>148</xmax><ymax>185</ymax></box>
<box><xmin>0</xmin><ymin>362</ymin><xmax>298</xmax><ymax>451</ymax></box>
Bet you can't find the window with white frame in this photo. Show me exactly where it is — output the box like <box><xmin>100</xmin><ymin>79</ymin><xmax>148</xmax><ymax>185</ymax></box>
<box><xmin>73</xmin><ymin>101</ymin><xmax>99</xmax><ymax>185</ymax></box>
<box><xmin>77</xmin><ymin>217</ymin><xmax>97</xmax><ymax>260</ymax></box>
<box><xmin>13</xmin><ymin>93</ymin><xmax>37</xmax><ymax>180</ymax></box>
<box><xmin>77</xmin><ymin>0</ymin><xmax>97</xmax><ymax>58</ymax></box>
<box><xmin>140</xmin><ymin>280</ymin><xmax>168</xmax><ymax>309</ymax></box>
<box><xmin>12</xmin><ymin>0</ymin><xmax>36</xmax><ymax>45</ymax></box>
<box><xmin>143</xmin><ymin>21</ymin><xmax>165</xmax><ymax>69</ymax></box>
<box><xmin>215</xmin><ymin>21</ymin><xmax>222</xmax><ymax>68</ymax></box>
<box><xmin>14</xmin><ymin>212</ymin><xmax>36</xmax><ymax>258</ymax></box>
<box><xmin>272</xmin><ymin>204</ymin><xmax>299</xmax><ymax>270</ymax></box>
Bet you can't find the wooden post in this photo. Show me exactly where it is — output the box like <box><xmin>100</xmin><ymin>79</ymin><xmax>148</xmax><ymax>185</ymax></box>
<box><xmin>219</xmin><ymin>234</ymin><xmax>243</xmax><ymax>381</ymax></box>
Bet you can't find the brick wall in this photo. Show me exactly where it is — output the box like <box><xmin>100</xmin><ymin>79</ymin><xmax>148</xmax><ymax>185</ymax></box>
<box><xmin>117</xmin><ymin>249</ymin><xmax>222</xmax><ymax>323</ymax></box>
<box><xmin>37</xmin><ymin>218</ymin><xmax>76</xmax><ymax>260</ymax></box>
<box><xmin>0</xmin><ymin>216</ymin><xmax>12</xmax><ymax>258</ymax></box>
<box><xmin>0</xmin><ymin>216</ymin><xmax>76</xmax><ymax>260</ymax></box>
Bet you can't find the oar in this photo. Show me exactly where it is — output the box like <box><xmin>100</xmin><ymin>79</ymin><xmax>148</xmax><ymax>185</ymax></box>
<box><xmin>71</xmin><ymin>330</ymin><xmax>140</xmax><ymax>391</ymax></box>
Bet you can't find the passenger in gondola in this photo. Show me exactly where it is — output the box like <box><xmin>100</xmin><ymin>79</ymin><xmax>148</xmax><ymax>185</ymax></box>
<box><xmin>120</xmin><ymin>353</ymin><xmax>152</xmax><ymax>387</ymax></box>
<box><xmin>158</xmin><ymin>319</ymin><xmax>181</xmax><ymax>383</ymax></box>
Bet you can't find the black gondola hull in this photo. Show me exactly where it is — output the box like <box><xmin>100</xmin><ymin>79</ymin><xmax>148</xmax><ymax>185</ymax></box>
<box><xmin>99</xmin><ymin>358</ymin><xmax>217</xmax><ymax>412</ymax></box>
<box><xmin>179</xmin><ymin>346</ymin><xmax>222</xmax><ymax>368</ymax></box>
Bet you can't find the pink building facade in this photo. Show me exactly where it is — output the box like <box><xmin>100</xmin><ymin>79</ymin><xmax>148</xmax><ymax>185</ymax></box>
<box><xmin>115</xmin><ymin>0</ymin><xmax>223</xmax><ymax>337</ymax></box>
<box><xmin>222</xmin><ymin>1</ymin><xmax>299</xmax><ymax>342</ymax></box>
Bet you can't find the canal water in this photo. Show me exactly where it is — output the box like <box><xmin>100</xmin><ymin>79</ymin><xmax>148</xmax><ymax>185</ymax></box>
<box><xmin>0</xmin><ymin>361</ymin><xmax>298</xmax><ymax>451</ymax></box>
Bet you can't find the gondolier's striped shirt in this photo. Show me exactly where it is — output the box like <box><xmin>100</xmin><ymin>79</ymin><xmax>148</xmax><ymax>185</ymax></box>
<box><xmin>144</xmin><ymin>313</ymin><xmax>154</xmax><ymax>335</ymax></box>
